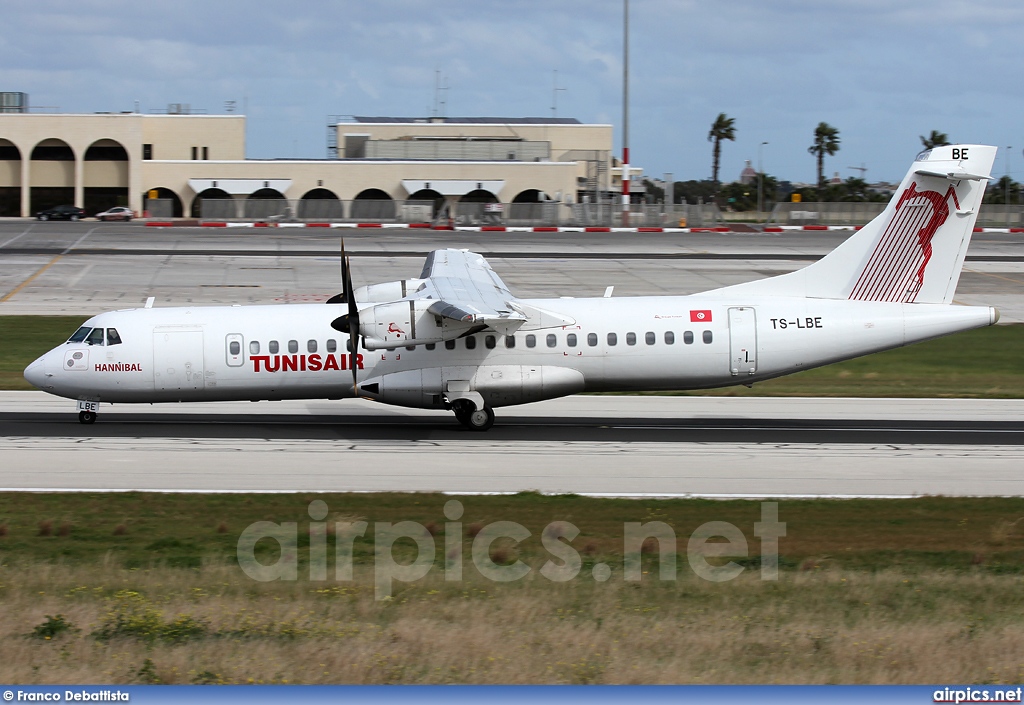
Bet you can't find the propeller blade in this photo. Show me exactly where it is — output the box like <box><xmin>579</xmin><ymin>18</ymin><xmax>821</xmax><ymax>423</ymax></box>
<box><xmin>340</xmin><ymin>239</ymin><xmax>359</xmax><ymax>395</ymax></box>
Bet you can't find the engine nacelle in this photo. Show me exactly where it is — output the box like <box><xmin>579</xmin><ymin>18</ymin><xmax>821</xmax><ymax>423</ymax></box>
<box><xmin>359</xmin><ymin>299</ymin><xmax>475</xmax><ymax>350</ymax></box>
<box><xmin>354</xmin><ymin>279</ymin><xmax>426</xmax><ymax>303</ymax></box>
<box><xmin>359</xmin><ymin>365</ymin><xmax>586</xmax><ymax>409</ymax></box>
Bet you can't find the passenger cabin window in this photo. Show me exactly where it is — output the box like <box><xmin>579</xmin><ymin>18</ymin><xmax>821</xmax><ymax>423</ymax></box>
<box><xmin>445</xmin><ymin>340</ymin><xmax>456</xmax><ymax>350</ymax></box>
<box><xmin>665</xmin><ymin>331</ymin><xmax>675</xmax><ymax>345</ymax></box>
<box><xmin>567</xmin><ymin>333</ymin><xmax>577</xmax><ymax>347</ymax></box>
<box><xmin>465</xmin><ymin>336</ymin><xmax>476</xmax><ymax>350</ymax></box>
<box><xmin>546</xmin><ymin>334</ymin><xmax>557</xmax><ymax>348</ymax></box>
<box><xmin>68</xmin><ymin>327</ymin><xmax>91</xmax><ymax>343</ymax></box>
<box><xmin>645</xmin><ymin>332</ymin><xmax>655</xmax><ymax>346</ymax></box>
<box><xmin>307</xmin><ymin>340</ymin><xmax>317</xmax><ymax>353</ymax></box>
<box><xmin>106</xmin><ymin>328</ymin><xmax>122</xmax><ymax>346</ymax></box>
<box><xmin>250</xmin><ymin>341</ymin><xmax>260</xmax><ymax>354</ymax></box>
<box><xmin>626</xmin><ymin>332</ymin><xmax>636</xmax><ymax>346</ymax></box>
<box><xmin>485</xmin><ymin>335</ymin><xmax>496</xmax><ymax>349</ymax></box>
<box><xmin>269</xmin><ymin>340</ymin><xmax>279</xmax><ymax>354</ymax></box>
<box><xmin>505</xmin><ymin>336</ymin><xmax>516</xmax><ymax>349</ymax></box>
<box><xmin>229</xmin><ymin>341</ymin><xmax>240</xmax><ymax>355</ymax></box>
<box><xmin>288</xmin><ymin>340</ymin><xmax>298</xmax><ymax>354</ymax></box>
<box><xmin>406</xmin><ymin>346</ymin><xmax>415</xmax><ymax>351</ymax></box>
<box><xmin>426</xmin><ymin>343</ymin><xmax>436</xmax><ymax>351</ymax></box>
<box><xmin>326</xmin><ymin>339</ymin><xmax>337</xmax><ymax>353</ymax></box>
<box><xmin>587</xmin><ymin>333</ymin><xmax>598</xmax><ymax>347</ymax></box>
<box><xmin>85</xmin><ymin>328</ymin><xmax>105</xmax><ymax>346</ymax></box>
<box><xmin>703</xmin><ymin>330</ymin><xmax>713</xmax><ymax>344</ymax></box>
<box><xmin>607</xmin><ymin>332</ymin><xmax>617</xmax><ymax>346</ymax></box>
<box><xmin>526</xmin><ymin>334</ymin><xmax>537</xmax><ymax>348</ymax></box>
<box><xmin>683</xmin><ymin>331</ymin><xmax>694</xmax><ymax>345</ymax></box>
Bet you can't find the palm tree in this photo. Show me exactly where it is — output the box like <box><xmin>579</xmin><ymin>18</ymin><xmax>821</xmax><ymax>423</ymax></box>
<box><xmin>920</xmin><ymin>130</ymin><xmax>950</xmax><ymax>149</ymax></box>
<box><xmin>808</xmin><ymin>122</ymin><xmax>840</xmax><ymax>187</ymax></box>
<box><xmin>707</xmin><ymin>113</ymin><xmax>736</xmax><ymax>184</ymax></box>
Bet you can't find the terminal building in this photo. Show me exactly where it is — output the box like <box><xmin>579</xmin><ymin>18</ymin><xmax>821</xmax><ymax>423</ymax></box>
<box><xmin>0</xmin><ymin>96</ymin><xmax>639</xmax><ymax>220</ymax></box>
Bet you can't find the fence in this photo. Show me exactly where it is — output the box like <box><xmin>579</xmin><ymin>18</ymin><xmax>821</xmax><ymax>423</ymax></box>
<box><xmin>147</xmin><ymin>198</ymin><xmax>724</xmax><ymax>228</ymax></box>
<box><xmin>769</xmin><ymin>201</ymin><xmax>1024</xmax><ymax>228</ymax></box>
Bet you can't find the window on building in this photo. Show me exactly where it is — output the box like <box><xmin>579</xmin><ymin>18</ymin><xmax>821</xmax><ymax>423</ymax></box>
<box><xmin>191</xmin><ymin>146</ymin><xmax>198</xmax><ymax>160</ymax></box>
<box><xmin>202</xmin><ymin>146</ymin><xmax>209</xmax><ymax>160</ymax></box>
<box><xmin>142</xmin><ymin>144</ymin><xmax>153</xmax><ymax>160</ymax></box>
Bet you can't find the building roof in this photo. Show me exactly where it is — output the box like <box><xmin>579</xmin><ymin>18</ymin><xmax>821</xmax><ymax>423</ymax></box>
<box><xmin>350</xmin><ymin>116</ymin><xmax>582</xmax><ymax>125</ymax></box>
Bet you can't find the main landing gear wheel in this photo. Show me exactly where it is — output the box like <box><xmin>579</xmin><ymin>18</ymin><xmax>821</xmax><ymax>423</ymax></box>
<box><xmin>78</xmin><ymin>410</ymin><xmax>97</xmax><ymax>424</ymax></box>
<box><xmin>454</xmin><ymin>403</ymin><xmax>495</xmax><ymax>431</ymax></box>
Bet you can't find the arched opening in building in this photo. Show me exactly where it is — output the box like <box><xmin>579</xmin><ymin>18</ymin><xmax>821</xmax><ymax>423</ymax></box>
<box><xmin>298</xmin><ymin>188</ymin><xmax>344</xmax><ymax>219</ymax></box>
<box><xmin>455</xmin><ymin>188</ymin><xmax>500</xmax><ymax>224</ymax></box>
<box><xmin>351</xmin><ymin>188</ymin><xmax>395</xmax><ymax>221</ymax></box>
<box><xmin>508</xmin><ymin>189</ymin><xmax>552</xmax><ymax>224</ymax></box>
<box><xmin>30</xmin><ymin>138</ymin><xmax>75</xmax><ymax>213</ymax></box>
<box><xmin>84</xmin><ymin>139</ymin><xmax>129</xmax><ymax>215</ymax></box>
<box><xmin>144</xmin><ymin>187</ymin><xmax>183</xmax><ymax>218</ymax></box>
<box><xmin>190</xmin><ymin>187</ymin><xmax>233</xmax><ymax>218</ymax></box>
<box><xmin>0</xmin><ymin>140</ymin><xmax>21</xmax><ymax>217</ymax></box>
<box><xmin>245</xmin><ymin>187</ymin><xmax>288</xmax><ymax>219</ymax></box>
<box><xmin>406</xmin><ymin>188</ymin><xmax>445</xmax><ymax>218</ymax></box>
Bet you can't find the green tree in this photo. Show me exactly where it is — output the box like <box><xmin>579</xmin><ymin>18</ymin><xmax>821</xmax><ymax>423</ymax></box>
<box><xmin>808</xmin><ymin>122</ymin><xmax>841</xmax><ymax>187</ymax></box>
<box><xmin>920</xmin><ymin>130</ymin><xmax>950</xmax><ymax>150</ymax></box>
<box><xmin>707</xmin><ymin>113</ymin><xmax>736</xmax><ymax>184</ymax></box>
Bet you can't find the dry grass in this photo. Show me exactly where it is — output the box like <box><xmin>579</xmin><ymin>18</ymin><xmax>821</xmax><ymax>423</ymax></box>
<box><xmin>2</xmin><ymin>562</ymin><xmax>1024</xmax><ymax>685</ymax></box>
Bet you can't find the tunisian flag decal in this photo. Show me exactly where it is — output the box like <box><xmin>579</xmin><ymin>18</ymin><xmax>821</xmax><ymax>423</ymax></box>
<box><xmin>690</xmin><ymin>309</ymin><xmax>712</xmax><ymax>322</ymax></box>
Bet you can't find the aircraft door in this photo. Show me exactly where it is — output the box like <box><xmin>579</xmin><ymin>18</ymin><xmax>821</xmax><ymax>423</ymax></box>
<box><xmin>153</xmin><ymin>330</ymin><xmax>205</xmax><ymax>391</ymax></box>
<box><xmin>728</xmin><ymin>307</ymin><xmax>757</xmax><ymax>376</ymax></box>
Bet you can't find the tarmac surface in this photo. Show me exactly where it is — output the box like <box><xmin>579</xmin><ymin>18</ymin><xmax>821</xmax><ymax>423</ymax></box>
<box><xmin>1</xmin><ymin>393</ymin><xmax>1022</xmax><ymax>497</ymax></box>
<box><xmin>1</xmin><ymin>222</ymin><xmax>1021</xmax><ymax>498</ymax></box>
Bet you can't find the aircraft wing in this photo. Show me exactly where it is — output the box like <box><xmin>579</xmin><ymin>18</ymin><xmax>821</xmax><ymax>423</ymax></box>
<box><xmin>412</xmin><ymin>249</ymin><xmax>528</xmax><ymax>334</ymax></box>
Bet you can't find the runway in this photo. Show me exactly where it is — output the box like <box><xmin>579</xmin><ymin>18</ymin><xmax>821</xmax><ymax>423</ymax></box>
<box><xmin>2</xmin><ymin>392</ymin><xmax>1022</xmax><ymax>497</ymax></box>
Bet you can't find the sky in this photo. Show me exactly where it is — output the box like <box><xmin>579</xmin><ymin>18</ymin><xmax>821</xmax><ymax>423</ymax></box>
<box><xmin>3</xmin><ymin>0</ymin><xmax>1023</xmax><ymax>185</ymax></box>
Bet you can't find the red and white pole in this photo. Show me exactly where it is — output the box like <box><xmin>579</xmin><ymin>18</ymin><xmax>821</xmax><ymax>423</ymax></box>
<box><xmin>621</xmin><ymin>0</ymin><xmax>630</xmax><ymax>228</ymax></box>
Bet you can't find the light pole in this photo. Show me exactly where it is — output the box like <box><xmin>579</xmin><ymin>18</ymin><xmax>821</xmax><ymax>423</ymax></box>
<box><xmin>757</xmin><ymin>141</ymin><xmax>768</xmax><ymax>216</ymax></box>
<box><xmin>621</xmin><ymin>0</ymin><xmax>630</xmax><ymax>227</ymax></box>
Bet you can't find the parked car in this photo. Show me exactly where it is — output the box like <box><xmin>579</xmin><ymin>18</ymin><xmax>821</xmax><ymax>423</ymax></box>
<box><xmin>36</xmin><ymin>205</ymin><xmax>87</xmax><ymax>221</ymax></box>
<box><xmin>95</xmin><ymin>206</ymin><xmax>133</xmax><ymax>222</ymax></box>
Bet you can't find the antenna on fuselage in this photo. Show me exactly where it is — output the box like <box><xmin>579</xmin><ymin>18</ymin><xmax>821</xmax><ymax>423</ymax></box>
<box><xmin>144</xmin><ymin>297</ymin><xmax>155</xmax><ymax>309</ymax></box>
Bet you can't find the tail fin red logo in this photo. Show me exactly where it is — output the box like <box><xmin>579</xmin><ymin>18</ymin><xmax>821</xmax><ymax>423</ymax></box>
<box><xmin>690</xmin><ymin>310</ymin><xmax>712</xmax><ymax>322</ymax></box>
<box><xmin>849</xmin><ymin>182</ymin><xmax>960</xmax><ymax>303</ymax></box>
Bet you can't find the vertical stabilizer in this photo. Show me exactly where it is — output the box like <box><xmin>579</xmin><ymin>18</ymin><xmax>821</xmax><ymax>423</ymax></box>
<box><xmin>707</xmin><ymin>145</ymin><xmax>996</xmax><ymax>303</ymax></box>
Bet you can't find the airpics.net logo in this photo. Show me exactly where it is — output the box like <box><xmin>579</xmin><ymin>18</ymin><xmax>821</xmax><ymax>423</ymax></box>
<box><xmin>235</xmin><ymin>500</ymin><xmax>786</xmax><ymax>600</ymax></box>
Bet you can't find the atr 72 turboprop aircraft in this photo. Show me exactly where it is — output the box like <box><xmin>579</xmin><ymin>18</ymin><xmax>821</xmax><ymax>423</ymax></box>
<box><xmin>24</xmin><ymin>145</ymin><xmax>1000</xmax><ymax>430</ymax></box>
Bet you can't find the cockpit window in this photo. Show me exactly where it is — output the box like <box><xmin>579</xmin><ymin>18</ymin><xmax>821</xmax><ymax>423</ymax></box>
<box><xmin>68</xmin><ymin>327</ymin><xmax>91</xmax><ymax>343</ymax></box>
<box><xmin>85</xmin><ymin>328</ymin><xmax>106</xmax><ymax>346</ymax></box>
<box><xmin>106</xmin><ymin>328</ymin><xmax>122</xmax><ymax>346</ymax></box>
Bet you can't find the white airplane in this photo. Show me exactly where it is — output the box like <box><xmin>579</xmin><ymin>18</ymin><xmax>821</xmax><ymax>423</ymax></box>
<box><xmin>24</xmin><ymin>145</ymin><xmax>999</xmax><ymax>430</ymax></box>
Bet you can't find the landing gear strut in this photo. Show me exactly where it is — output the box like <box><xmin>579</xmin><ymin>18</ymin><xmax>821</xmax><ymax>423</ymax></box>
<box><xmin>78</xmin><ymin>410</ymin><xmax>97</xmax><ymax>424</ymax></box>
<box><xmin>452</xmin><ymin>400</ymin><xmax>495</xmax><ymax>431</ymax></box>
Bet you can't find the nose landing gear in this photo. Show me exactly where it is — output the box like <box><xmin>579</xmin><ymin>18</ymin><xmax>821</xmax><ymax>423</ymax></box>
<box><xmin>78</xmin><ymin>410</ymin><xmax>97</xmax><ymax>424</ymax></box>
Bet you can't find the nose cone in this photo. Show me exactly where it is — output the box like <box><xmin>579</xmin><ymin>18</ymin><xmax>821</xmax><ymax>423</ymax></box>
<box><xmin>24</xmin><ymin>356</ymin><xmax>47</xmax><ymax>390</ymax></box>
